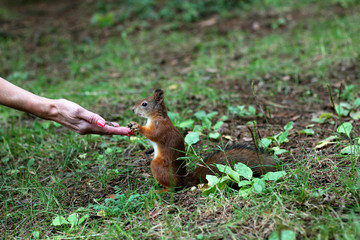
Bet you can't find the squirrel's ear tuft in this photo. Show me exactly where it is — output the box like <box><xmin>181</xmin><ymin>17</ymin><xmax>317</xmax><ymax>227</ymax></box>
<box><xmin>153</xmin><ymin>89</ymin><xmax>164</xmax><ymax>102</ymax></box>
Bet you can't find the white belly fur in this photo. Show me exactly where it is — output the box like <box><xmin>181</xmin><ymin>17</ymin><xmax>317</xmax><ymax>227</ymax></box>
<box><xmin>149</xmin><ymin>140</ymin><xmax>158</xmax><ymax>160</ymax></box>
<box><xmin>145</xmin><ymin>118</ymin><xmax>158</xmax><ymax>159</ymax></box>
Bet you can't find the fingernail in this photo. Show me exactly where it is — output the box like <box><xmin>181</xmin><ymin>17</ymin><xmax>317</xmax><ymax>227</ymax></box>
<box><xmin>97</xmin><ymin>119</ymin><xmax>105</xmax><ymax>127</ymax></box>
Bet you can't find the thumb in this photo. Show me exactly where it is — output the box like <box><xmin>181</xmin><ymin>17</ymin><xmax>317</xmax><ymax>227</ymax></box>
<box><xmin>79</xmin><ymin>109</ymin><xmax>106</xmax><ymax>127</ymax></box>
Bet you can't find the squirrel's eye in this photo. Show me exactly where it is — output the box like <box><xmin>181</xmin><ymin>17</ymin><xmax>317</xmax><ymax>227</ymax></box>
<box><xmin>142</xmin><ymin>102</ymin><xmax>148</xmax><ymax>107</ymax></box>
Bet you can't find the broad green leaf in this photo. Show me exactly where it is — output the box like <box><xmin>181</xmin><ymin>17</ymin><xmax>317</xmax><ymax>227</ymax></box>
<box><xmin>67</xmin><ymin>213</ymin><xmax>78</xmax><ymax>226</ymax></box>
<box><xmin>297</xmin><ymin>129</ymin><xmax>314</xmax><ymax>136</ymax></box>
<box><xmin>248</xmin><ymin>105</ymin><xmax>257</xmax><ymax>115</ymax></box>
<box><xmin>340</xmin><ymin>145</ymin><xmax>360</xmax><ymax>155</ymax></box>
<box><xmin>319</xmin><ymin>112</ymin><xmax>333</xmax><ymax>120</ymax></box>
<box><xmin>261</xmin><ymin>138</ymin><xmax>272</xmax><ymax>149</ymax></box>
<box><xmin>193</xmin><ymin>125</ymin><xmax>203</xmax><ymax>132</ymax></box>
<box><xmin>194</xmin><ymin>110</ymin><xmax>207</xmax><ymax>120</ymax></box>
<box><xmin>277</xmin><ymin>131</ymin><xmax>289</xmax><ymax>144</ymax></box>
<box><xmin>268</xmin><ymin>231</ymin><xmax>280</xmax><ymax>240</ymax></box>
<box><xmin>213</xmin><ymin>121</ymin><xmax>224</xmax><ymax>130</ymax></box>
<box><xmin>206</xmin><ymin>111</ymin><xmax>218</xmax><ymax>119</ymax></box>
<box><xmin>216</xmin><ymin>164</ymin><xmax>240</xmax><ymax>181</ymax></box>
<box><xmin>51</xmin><ymin>215</ymin><xmax>69</xmax><ymax>226</ymax></box>
<box><xmin>167</xmin><ymin>111</ymin><xmax>180</xmax><ymax>122</ymax></box>
<box><xmin>238</xmin><ymin>188</ymin><xmax>252</xmax><ymax>197</ymax></box>
<box><xmin>32</xmin><ymin>231</ymin><xmax>40</xmax><ymax>239</ymax></box>
<box><xmin>355</xmin><ymin>98</ymin><xmax>360</xmax><ymax>108</ymax></box>
<box><xmin>202</xmin><ymin>118</ymin><xmax>212</xmax><ymax>130</ymax></box>
<box><xmin>272</xmin><ymin>147</ymin><xmax>289</xmax><ymax>155</ymax></box>
<box><xmin>78</xmin><ymin>214</ymin><xmax>89</xmax><ymax>225</ymax></box>
<box><xmin>269</xmin><ymin>230</ymin><xmax>296</xmax><ymax>240</ymax></box>
<box><xmin>209</xmin><ymin>132</ymin><xmax>220</xmax><ymax>139</ymax></box>
<box><xmin>178</xmin><ymin>119</ymin><xmax>194</xmax><ymax>129</ymax></box>
<box><xmin>234</xmin><ymin>162</ymin><xmax>253</xmax><ymax>180</ymax></box>
<box><xmin>238</xmin><ymin>180</ymin><xmax>252</xmax><ymax>187</ymax></box>
<box><xmin>263</xmin><ymin>171</ymin><xmax>286</xmax><ymax>181</ymax></box>
<box><xmin>281</xmin><ymin>230</ymin><xmax>296</xmax><ymax>240</ymax></box>
<box><xmin>283</xmin><ymin>121</ymin><xmax>294</xmax><ymax>131</ymax></box>
<box><xmin>335</xmin><ymin>105</ymin><xmax>349</xmax><ymax>116</ymax></box>
<box><xmin>185</xmin><ymin>132</ymin><xmax>200</xmax><ymax>145</ymax></box>
<box><xmin>27</xmin><ymin>158</ymin><xmax>35</xmax><ymax>168</ymax></box>
<box><xmin>337</xmin><ymin>122</ymin><xmax>352</xmax><ymax>138</ymax></box>
<box><xmin>253</xmin><ymin>178</ymin><xmax>265</xmax><ymax>192</ymax></box>
<box><xmin>350</xmin><ymin>111</ymin><xmax>360</xmax><ymax>120</ymax></box>
<box><xmin>206</xmin><ymin>175</ymin><xmax>220</xmax><ymax>186</ymax></box>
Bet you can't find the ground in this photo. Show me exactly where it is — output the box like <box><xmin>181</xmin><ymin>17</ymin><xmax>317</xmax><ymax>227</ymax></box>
<box><xmin>0</xmin><ymin>0</ymin><xmax>359</xmax><ymax>239</ymax></box>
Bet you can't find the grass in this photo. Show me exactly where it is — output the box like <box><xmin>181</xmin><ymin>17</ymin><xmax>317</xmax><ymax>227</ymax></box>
<box><xmin>1</xmin><ymin>0</ymin><xmax>360</xmax><ymax>239</ymax></box>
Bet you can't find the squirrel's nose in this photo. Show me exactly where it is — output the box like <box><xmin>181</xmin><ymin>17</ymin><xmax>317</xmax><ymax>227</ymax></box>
<box><xmin>131</xmin><ymin>106</ymin><xmax>135</xmax><ymax>111</ymax></box>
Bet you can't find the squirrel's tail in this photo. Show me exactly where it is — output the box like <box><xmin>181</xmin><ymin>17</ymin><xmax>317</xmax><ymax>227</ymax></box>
<box><xmin>183</xmin><ymin>144</ymin><xmax>276</xmax><ymax>186</ymax></box>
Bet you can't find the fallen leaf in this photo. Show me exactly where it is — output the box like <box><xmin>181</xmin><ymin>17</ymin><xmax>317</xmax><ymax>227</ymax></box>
<box><xmin>105</xmin><ymin>194</ymin><xmax>116</xmax><ymax>200</ymax></box>
<box><xmin>242</xmin><ymin>137</ymin><xmax>253</xmax><ymax>142</ymax></box>
<box><xmin>198</xmin><ymin>17</ymin><xmax>217</xmax><ymax>27</ymax></box>
<box><xmin>223</xmin><ymin>135</ymin><xmax>233</xmax><ymax>140</ymax></box>
<box><xmin>96</xmin><ymin>210</ymin><xmax>106</xmax><ymax>217</ymax></box>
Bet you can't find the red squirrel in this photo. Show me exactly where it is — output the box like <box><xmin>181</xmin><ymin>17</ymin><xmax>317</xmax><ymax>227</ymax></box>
<box><xmin>128</xmin><ymin>89</ymin><xmax>276</xmax><ymax>189</ymax></box>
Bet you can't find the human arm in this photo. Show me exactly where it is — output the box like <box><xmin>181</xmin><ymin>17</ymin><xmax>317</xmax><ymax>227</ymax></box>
<box><xmin>0</xmin><ymin>77</ymin><xmax>133</xmax><ymax>135</ymax></box>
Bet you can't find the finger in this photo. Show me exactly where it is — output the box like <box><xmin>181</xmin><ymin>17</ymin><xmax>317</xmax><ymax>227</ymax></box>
<box><xmin>78</xmin><ymin>109</ymin><xmax>105</xmax><ymax>127</ymax></box>
<box><xmin>103</xmin><ymin>126</ymin><xmax>133</xmax><ymax>136</ymax></box>
<box><xmin>110</xmin><ymin>122</ymin><xmax>120</xmax><ymax>127</ymax></box>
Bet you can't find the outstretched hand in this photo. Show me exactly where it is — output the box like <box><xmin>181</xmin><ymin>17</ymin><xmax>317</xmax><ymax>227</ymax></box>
<box><xmin>50</xmin><ymin>99</ymin><xmax>133</xmax><ymax>135</ymax></box>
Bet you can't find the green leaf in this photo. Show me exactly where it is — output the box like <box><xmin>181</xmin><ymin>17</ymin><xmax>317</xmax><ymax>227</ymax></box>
<box><xmin>213</xmin><ymin>121</ymin><xmax>224</xmax><ymax>130</ymax></box>
<box><xmin>206</xmin><ymin>175</ymin><xmax>220</xmax><ymax>186</ymax></box>
<box><xmin>238</xmin><ymin>180</ymin><xmax>252</xmax><ymax>187</ymax></box>
<box><xmin>277</xmin><ymin>131</ymin><xmax>289</xmax><ymax>144</ymax></box>
<box><xmin>32</xmin><ymin>231</ymin><xmax>40</xmax><ymax>239</ymax></box>
<box><xmin>283</xmin><ymin>121</ymin><xmax>294</xmax><ymax>131</ymax></box>
<box><xmin>178</xmin><ymin>119</ymin><xmax>194</xmax><ymax>129</ymax></box>
<box><xmin>335</xmin><ymin>105</ymin><xmax>349</xmax><ymax>116</ymax></box>
<box><xmin>355</xmin><ymin>98</ymin><xmax>360</xmax><ymax>108</ymax></box>
<box><xmin>194</xmin><ymin>110</ymin><xmax>207</xmax><ymax>120</ymax></box>
<box><xmin>27</xmin><ymin>158</ymin><xmax>35</xmax><ymax>168</ymax></box>
<box><xmin>272</xmin><ymin>147</ymin><xmax>289</xmax><ymax>155</ymax></box>
<box><xmin>281</xmin><ymin>230</ymin><xmax>296</xmax><ymax>240</ymax></box>
<box><xmin>167</xmin><ymin>111</ymin><xmax>180</xmax><ymax>122</ymax></box>
<box><xmin>263</xmin><ymin>171</ymin><xmax>286</xmax><ymax>181</ymax></box>
<box><xmin>337</xmin><ymin>122</ymin><xmax>352</xmax><ymax>138</ymax></box>
<box><xmin>67</xmin><ymin>213</ymin><xmax>78</xmax><ymax>226</ymax></box>
<box><xmin>206</xmin><ymin>111</ymin><xmax>218</xmax><ymax>119</ymax></box>
<box><xmin>269</xmin><ymin>230</ymin><xmax>296</xmax><ymax>240</ymax></box>
<box><xmin>53</xmin><ymin>122</ymin><xmax>62</xmax><ymax>128</ymax></box>
<box><xmin>340</xmin><ymin>145</ymin><xmax>360</xmax><ymax>155</ymax></box>
<box><xmin>234</xmin><ymin>162</ymin><xmax>253</xmax><ymax>180</ymax></box>
<box><xmin>51</xmin><ymin>215</ymin><xmax>69</xmax><ymax>226</ymax></box>
<box><xmin>238</xmin><ymin>188</ymin><xmax>252</xmax><ymax>197</ymax></box>
<box><xmin>216</xmin><ymin>164</ymin><xmax>240</xmax><ymax>182</ymax></box>
<box><xmin>297</xmin><ymin>129</ymin><xmax>314</xmax><ymax>136</ymax></box>
<box><xmin>209</xmin><ymin>132</ymin><xmax>220</xmax><ymax>139</ymax></box>
<box><xmin>350</xmin><ymin>111</ymin><xmax>360</xmax><ymax>120</ymax></box>
<box><xmin>185</xmin><ymin>132</ymin><xmax>200</xmax><ymax>145</ymax></box>
<box><xmin>261</xmin><ymin>138</ymin><xmax>272</xmax><ymax>149</ymax></box>
<box><xmin>253</xmin><ymin>178</ymin><xmax>265</xmax><ymax>192</ymax></box>
<box><xmin>202</xmin><ymin>118</ymin><xmax>212</xmax><ymax>130</ymax></box>
<box><xmin>248</xmin><ymin>105</ymin><xmax>257</xmax><ymax>115</ymax></box>
<box><xmin>78</xmin><ymin>214</ymin><xmax>90</xmax><ymax>225</ymax></box>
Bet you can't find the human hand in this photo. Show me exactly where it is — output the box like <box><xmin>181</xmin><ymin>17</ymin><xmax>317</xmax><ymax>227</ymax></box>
<box><xmin>50</xmin><ymin>99</ymin><xmax>133</xmax><ymax>135</ymax></box>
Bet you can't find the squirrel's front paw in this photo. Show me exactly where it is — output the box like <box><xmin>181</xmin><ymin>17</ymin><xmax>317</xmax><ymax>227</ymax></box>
<box><xmin>128</xmin><ymin>121</ymin><xmax>140</xmax><ymax>133</ymax></box>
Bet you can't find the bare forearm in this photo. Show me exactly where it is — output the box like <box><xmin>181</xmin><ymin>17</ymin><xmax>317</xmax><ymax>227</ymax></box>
<box><xmin>0</xmin><ymin>77</ymin><xmax>132</xmax><ymax>135</ymax></box>
<box><xmin>0</xmin><ymin>77</ymin><xmax>56</xmax><ymax>118</ymax></box>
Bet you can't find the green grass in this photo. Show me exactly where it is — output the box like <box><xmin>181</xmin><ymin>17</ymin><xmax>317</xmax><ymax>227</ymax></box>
<box><xmin>1</xmin><ymin>0</ymin><xmax>360</xmax><ymax>239</ymax></box>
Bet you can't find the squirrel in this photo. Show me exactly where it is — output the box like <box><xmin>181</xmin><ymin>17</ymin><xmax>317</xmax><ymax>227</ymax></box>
<box><xmin>128</xmin><ymin>89</ymin><xmax>276</xmax><ymax>190</ymax></box>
